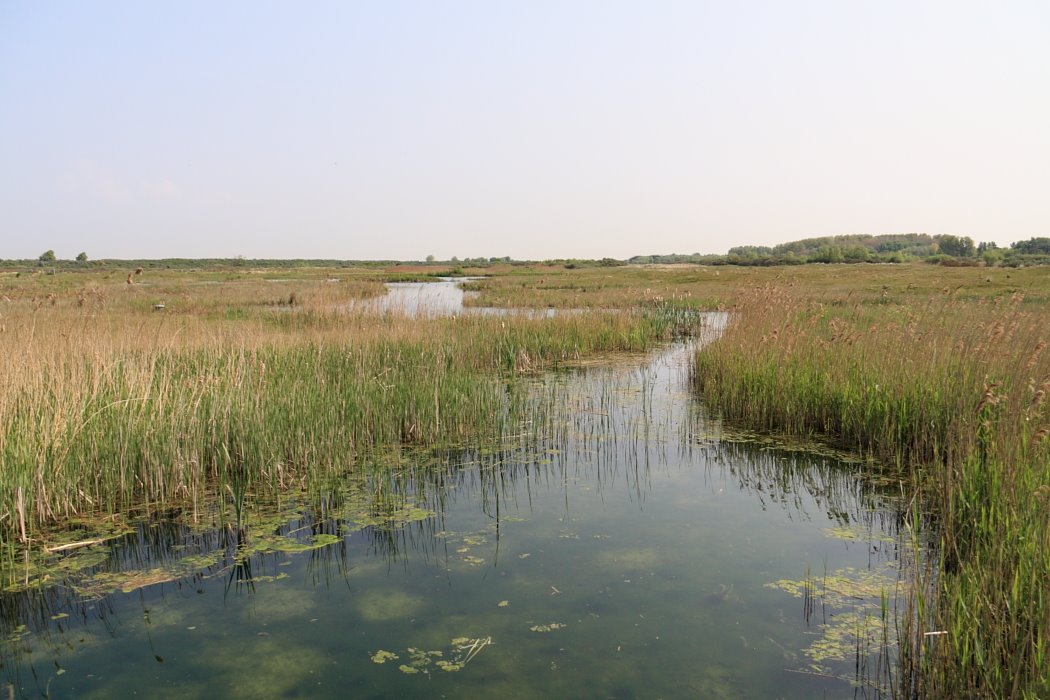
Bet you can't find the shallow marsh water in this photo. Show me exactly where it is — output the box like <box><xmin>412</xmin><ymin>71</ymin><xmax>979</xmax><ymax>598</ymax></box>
<box><xmin>1</xmin><ymin>284</ymin><xmax>906</xmax><ymax>698</ymax></box>
<box><xmin>358</xmin><ymin>278</ymin><xmax>561</xmax><ymax>318</ymax></box>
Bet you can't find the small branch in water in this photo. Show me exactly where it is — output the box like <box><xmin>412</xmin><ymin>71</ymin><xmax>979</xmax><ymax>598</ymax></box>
<box><xmin>782</xmin><ymin>667</ymin><xmax>842</xmax><ymax>682</ymax></box>
<box><xmin>44</xmin><ymin>535</ymin><xmax>121</xmax><ymax>553</ymax></box>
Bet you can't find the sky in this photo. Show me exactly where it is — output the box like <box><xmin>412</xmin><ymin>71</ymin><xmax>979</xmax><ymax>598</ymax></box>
<box><xmin>1</xmin><ymin>1</ymin><xmax>1048</xmax><ymax>261</ymax></box>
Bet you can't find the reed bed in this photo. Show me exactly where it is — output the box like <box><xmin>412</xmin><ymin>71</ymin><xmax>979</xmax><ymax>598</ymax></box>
<box><xmin>693</xmin><ymin>285</ymin><xmax>1050</xmax><ymax>696</ymax></box>
<box><xmin>0</xmin><ymin>271</ymin><xmax>682</xmax><ymax>546</ymax></box>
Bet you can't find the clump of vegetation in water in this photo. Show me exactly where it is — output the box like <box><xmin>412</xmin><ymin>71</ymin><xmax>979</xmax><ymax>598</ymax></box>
<box><xmin>1</xmin><ymin>470</ymin><xmax>436</xmax><ymax>597</ymax></box>
<box><xmin>695</xmin><ymin>284</ymin><xmax>1050</xmax><ymax>696</ymax></box>
<box><xmin>370</xmin><ymin>637</ymin><xmax>492</xmax><ymax>675</ymax></box>
<box><xmin>767</xmin><ymin>561</ymin><xmax>899</xmax><ymax>685</ymax></box>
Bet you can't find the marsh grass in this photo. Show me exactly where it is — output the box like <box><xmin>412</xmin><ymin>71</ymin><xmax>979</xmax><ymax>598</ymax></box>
<box><xmin>459</xmin><ymin>262</ymin><xmax>1050</xmax><ymax>311</ymax></box>
<box><xmin>0</xmin><ymin>270</ymin><xmax>685</xmax><ymax>546</ymax></box>
<box><xmin>693</xmin><ymin>285</ymin><xmax>1050</xmax><ymax>696</ymax></box>
<box><xmin>8</xmin><ymin>262</ymin><xmax>1050</xmax><ymax>693</ymax></box>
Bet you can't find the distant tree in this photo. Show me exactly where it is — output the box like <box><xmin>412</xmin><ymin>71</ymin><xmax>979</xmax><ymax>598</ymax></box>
<box><xmin>809</xmin><ymin>246</ymin><xmax>844</xmax><ymax>263</ymax></box>
<box><xmin>937</xmin><ymin>235</ymin><xmax>975</xmax><ymax>257</ymax></box>
<box><xmin>76</xmin><ymin>252</ymin><xmax>88</xmax><ymax>262</ymax></box>
<box><xmin>425</xmin><ymin>254</ymin><xmax>435</xmax><ymax>263</ymax></box>
<box><xmin>1011</xmin><ymin>237</ymin><xmax>1050</xmax><ymax>255</ymax></box>
<box><xmin>842</xmin><ymin>245</ymin><xmax>870</xmax><ymax>262</ymax></box>
<box><xmin>450</xmin><ymin>256</ymin><xmax>459</xmax><ymax>263</ymax></box>
<box><xmin>982</xmin><ymin>248</ymin><xmax>1004</xmax><ymax>266</ymax></box>
<box><xmin>39</xmin><ymin>250</ymin><xmax>56</xmax><ymax>262</ymax></box>
<box><xmin>727</xmin><ymin>245</ymin><xmax>773</xmax><ymax>258</ymax></box>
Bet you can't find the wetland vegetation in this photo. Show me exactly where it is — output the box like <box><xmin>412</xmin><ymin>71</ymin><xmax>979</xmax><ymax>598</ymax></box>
<box><xmin>691</xmin><ymin>269</ymin><xmax>1050</xmax><ymax>697</ymax></box>
<box><xmin>2</xmin><ymin>260</ymin><xmax>1049</xmax><ymax>697</ymax></box>
<box><xmin>0</xmin><ymin>266</ymin><xmax>685</xmax><ymax>542</ymax></box>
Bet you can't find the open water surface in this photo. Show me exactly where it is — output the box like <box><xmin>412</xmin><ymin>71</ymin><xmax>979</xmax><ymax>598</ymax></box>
<box><xmin>1</xmin><ymin>283</ymin><xmax>906</xmax><ymax>698</ymax></box>
<box><xmin>358</xmin><ymin>278</ymin><xmax>562</xmax><ymax>318</ymax></box>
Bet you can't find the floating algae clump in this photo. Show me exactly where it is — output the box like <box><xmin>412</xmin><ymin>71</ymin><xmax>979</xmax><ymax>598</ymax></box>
<box><xmin>766</xmin><ymin>561</ymin><xmax>900</xmax><ymax>685</ymax></box>
<box><xmin>377</xmin><ymin>637</ymin><xmax>493</xmax><ymax>676</ymax></box>
<box><xmin>370</xmin><ymin>650</ymin><xmax>399</xmax><ymax>664</ymax></box>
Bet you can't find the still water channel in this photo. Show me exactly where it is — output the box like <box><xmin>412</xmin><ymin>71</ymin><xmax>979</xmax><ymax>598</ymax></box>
<box><xmin>1</xmin><ymin>282</ymin><xmax>905</xmax><ymax>699</ymax></box>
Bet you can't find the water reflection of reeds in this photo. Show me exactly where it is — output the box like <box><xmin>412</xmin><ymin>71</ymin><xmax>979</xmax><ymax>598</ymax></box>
<box><xmin>2</xmin><ymin>334</ymin><xmax>907</xmax><ymax>697</ymax></box>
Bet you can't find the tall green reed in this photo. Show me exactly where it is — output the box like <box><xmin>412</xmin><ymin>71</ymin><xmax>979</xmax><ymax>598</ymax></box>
<box><xmin>693</xmin><ymin>286</ymin><xmax>1050</xmax><ymax>696</ymax></box>
<box><xmin>0</xmin><ymin>302</ymin><xmax>681</xmax><ymax>543</ymax></box>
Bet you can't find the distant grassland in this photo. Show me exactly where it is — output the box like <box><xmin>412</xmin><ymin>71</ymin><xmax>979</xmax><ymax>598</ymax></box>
<box><xmin>458</xmin><ymin>262</ymin><xmax>1050</xmax><ymax>309</ymax></box>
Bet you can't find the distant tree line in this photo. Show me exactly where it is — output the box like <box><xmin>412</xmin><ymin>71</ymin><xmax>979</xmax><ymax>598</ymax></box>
<box><xmin>631</xmin><ymin>234</ymin><xmax>1050</xmax><ymax>268</ymax></box>
<box><xmin>6</xmin><ymin>255</ymin><xmax>402</xmax><ymax>270</ymax></box>
<box><xmin>5</xmin><ymin>235</ymin><xmax>1050</xmax><ymax>271</ymax></box>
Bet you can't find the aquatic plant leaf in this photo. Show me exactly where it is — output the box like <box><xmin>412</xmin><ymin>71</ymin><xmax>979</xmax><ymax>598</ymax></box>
<box><xmin>56</xmin><ymin>549</ymin><xmax>110</xmax><ymax>572</ymax></box>
<box><xmin>823</xmin><ymin>525</ymin><xmax>896</xmax><ymax>544</ymax></box>
<box><xmin>177</xmin><ymin>551</ymin><xmax>225</xmax><ymax>570</ymax></box>
<box><xmin>370</xmin><ymin>650</ymin><xmax>399</xmax><ymax>664</ymax></box>
<box><xmin>242</xmin><ymin>572</ymin><xmax>291</xmax><ymax>584</ymax></box>
<box><xmin>77</xmin><ymin>568</ymin><xmax>178</xmax><ymax>597</ymax></box>
<box><xmin>376</xmin><ymin>636</ymin><xmax>492</xmax><ymax>676</ymax></box>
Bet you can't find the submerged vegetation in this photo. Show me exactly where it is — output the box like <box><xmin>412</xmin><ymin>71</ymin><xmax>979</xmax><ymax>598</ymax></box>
<box><xmin>694</xmin><ymin>282</ymin><xmax>1050</xmax><ymax>696</ymax></box>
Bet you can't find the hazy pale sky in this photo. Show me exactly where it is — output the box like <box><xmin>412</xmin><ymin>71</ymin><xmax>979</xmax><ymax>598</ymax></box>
<box><xmin>2</xmin><ymin>1</ymin><xmax>1048</xmax><ymax>260</ymax></box>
